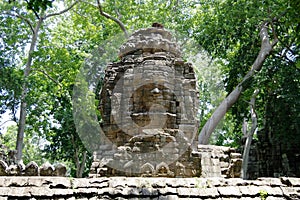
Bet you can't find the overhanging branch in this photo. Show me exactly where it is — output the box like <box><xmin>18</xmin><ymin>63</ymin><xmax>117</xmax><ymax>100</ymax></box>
<box><xmin>96</xmin><ymin>0</ymin><xmax>128</xmax><ymax>38</ymax></box>
<box><xmin>45</xmin><ymin>1</ymin><xmax>79</xmax><ymax>19</ymax></box>
<box><xmin>24</xmin><ymin>0</ymin><xmax>40</xmax><ymax>19</ymax></box>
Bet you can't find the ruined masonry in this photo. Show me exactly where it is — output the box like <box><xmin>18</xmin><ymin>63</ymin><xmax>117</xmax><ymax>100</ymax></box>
<box><xmin>90</xmin><ymin>26</ymin><xmax>242</xmax><ymax>178</ymax></box>
<box><xmin>0</xmin><ymin>144</ymin><xmax>67</xmax><ymax>177</ymax></box>
<box><xmin>0</xmin><ymin>176</ymin><xmax>299</xmax><ymax>199</ymax></box>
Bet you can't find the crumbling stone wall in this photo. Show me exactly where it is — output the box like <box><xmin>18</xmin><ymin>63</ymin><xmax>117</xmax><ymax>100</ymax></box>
<box><xmin>198</xmin><ymin>145</ymin><xmax>242</xmax><ymax>178</ymax></box>
<box><xmin>246</xmin><ymin>130</ymin><xmax>300</xmax><ymax>180</ymax></box>
<box><xmin>0</xmin><ymin>144</ymin><xmax>67</xmax><ymax>177</ymax></box>
<box><xmin>91</xmin><ymin>144</ymin><xmax>242</xmax><ymax>178</ymax></box>
<box><xmin>0</xmin><ymin>160</ymin><xmax>67</xmax><ymax>176</ymax></box>
<box><xmin>0</xmin><ymin>176</ymin><xmax>299</xmax><ymax>199</ymax></box>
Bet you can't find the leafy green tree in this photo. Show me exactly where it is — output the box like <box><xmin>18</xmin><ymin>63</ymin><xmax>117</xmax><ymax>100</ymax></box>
<box><xmin>193</xmin><ymin>0</ymin><xmax>300</xmax><ymax>145</ymax></box>
<box><xmin>1</xmin><ymin>0</ymin><xmax>78</xmax><ymax>162</ymax></box>
<box><xmin>1</xmin><ymin>0</ymin><xmax>298</xmax><ymax>178</ymax></box>
<box><xmin>0</xmin><ymin>124</ymin><xmax>46</xmax><ymax>165</ymax></box>
<box><xmin>1</xmin><ymin>1</ymin><xmax>91</xmax><ymax>177</ymax></box>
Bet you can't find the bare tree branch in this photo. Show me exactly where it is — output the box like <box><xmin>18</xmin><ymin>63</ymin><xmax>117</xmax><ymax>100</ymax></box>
<box><xmin>270</xmin><ymin>21</ymin><xmax>279</xmax><ymax>47</ymax></box>
<box><xmin>252</xmin><ymin>22</ymin><xmax>278</xmax><ymax>71</ymax></box>
<box><xmin>242</xmin><ymin>89</ymin><xmax>259</xmax><ymax>179</ymax></box>
<box><xmin>34</xmin><ymin>69</ymin><xmax>62</xmax><ymax>87</ymax></box>
<box><xmin>73</xmin><ymin>10</ymin><xmax>89</xmax><ymax>19</ymax></box>
<box><xmin>45</xmin><ymin>1</ymin><xmax>79</xmax><ymax>19</ymax></box>
<box><xmin>24</xmin><ymin>0</ymin><xmax>40</xmax><ymax>19</ymax></box>
<box><xmin>0</xmin><ymin>120</ymin><xmax>16</xmax><ymax>128</ymax></box>
<box><xmin>71</xmin><ymin>134</ymin><xmax>80</xmax><ymax>177</ymax></box>
<box><xmin>16</xmin><ymin>16</ymin><xmax>44</xmax><ymax>162</ymax></box>
<box><xmin>96</xmin><ymin>0</ymin><xmax>128</xmax><ymax>38</ymax></box>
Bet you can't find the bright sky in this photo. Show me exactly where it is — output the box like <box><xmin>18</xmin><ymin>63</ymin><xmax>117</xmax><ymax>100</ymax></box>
<box><xmin>0</xmin><ymin>111</ymin><xmax>17</xmax><ymax>135</ymax></box>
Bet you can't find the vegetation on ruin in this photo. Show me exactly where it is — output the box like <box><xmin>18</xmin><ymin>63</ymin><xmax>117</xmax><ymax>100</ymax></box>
<box><xmin>0</xmin><ymin>0</ymin><xmax>299</xmax><ymax>177</ymax></box>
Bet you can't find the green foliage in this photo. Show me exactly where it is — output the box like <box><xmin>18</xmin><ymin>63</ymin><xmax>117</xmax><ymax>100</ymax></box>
<box><xmin>193</xmin><ymin>0</ymin><xmax>300</xmax><ymax>146</ymax></box>
<box><xmin>0</xmin><ymin>67</ymin><xmax>23</xmax><ymax>120</ymax></box>
<box><xmin>0</xmin><ymin>125</ymin><xmax>17</xmax><ymax>150</ymax></box>
<box><xmin>0</xmin><ymin>125</ymin><xmax>46</xmax><ymax>165</ymax></box>
<box><xmin>25</xmin><ymin>0</ymin><xmax>53</xmax><ymax>12</ymax></box>
<box><xmin>0</xmin><ymin>1</ymin><xmax>32</xmax><ymax>121</ymax></box>
<box><xmin>259</xmin><ymin>57</ymin><xmax>300</xmax><ymax>149</ymax></box>
<box><xmin>8</xmin><ymin>0</ymin><xmax>54</xmax><ymax>13</ymax></box>
<box><xmin>259</xmin><ymin>190</ymin><xmax>268</xmax><ymax>200</ymax></box>
<box><xmin>1</xmin><ymin>0</ymin><xmax>299</xmax><ymax>176</ymax></box>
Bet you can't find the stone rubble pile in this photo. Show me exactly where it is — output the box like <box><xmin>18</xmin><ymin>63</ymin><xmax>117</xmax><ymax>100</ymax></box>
<box><xmin>91</xmin><ymin>144</ymin><xmax>243</xmax><ymax>178</ymax></box>
<box><xmin>0</xmin><ymin>176</ymin><xmax>299</xmax><ymax>199</ymax></box>
<box><xmin>198</xmin><ymin>145</ymin><xmax>242</xmax><ymax>178</ymax></box>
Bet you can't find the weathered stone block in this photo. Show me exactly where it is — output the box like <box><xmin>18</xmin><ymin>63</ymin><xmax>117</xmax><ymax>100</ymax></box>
<box><xmin>24</xmin><ymin>161</ymin><xmax>39</xmax><ymax>176</ymax></box>
<box><xmin>280</xmin><ymin>186</ymin><xmax>300</xmax><ymax>199</ymax></box>
<box><xmin>266</xmin><ymin>197</ymin><xmax>286</xmax><ymax>200</ymax></box>
<box><xmin>281</xmin><ymin>177</ymin><xmax>300</xmax><ymax>187</ymax></box>
<box><xmin>217</xmin><ymin>186</ymin><xmax>242</xmax><ymax>197</ymax></box>
<box><xmin>257</xmin><ymin>178</ymin><xmax>284</xmax><ymax>186</ymax></box>
<box><xmin>7</xmin><ymin>165</ymin><xmax>18</xmax><ymax>176</ymax></box>
<box><xmin>90</xmin><ymin>25</ymin><xmax>246</xmax><ymax>179</ymax></box>
<box><xmin>158</xmin><ymin>195</ymin><xmax>179</xmax><ymax>200</ymax></box>
<box><xmin>239</xmin><ymin>186</ymin><xmax>261</xmax><ymax>196</ymax></box>
<box><xmin>259</xmin><ymin>186</ymin><xmax>283</xmax><ymax>196</ymax></box>
<box><xmin>39</xmin><ymin>162</ymin><xmax>54</xmax><ymax>176</ymax></box>
<box><xmin>29</xmin><ymin>187</ymin><xmax>53</xmax><ymax>196</ymax></box>
<box><xmin>73</xmin><ymin>188</ymin><xmax>98</xmax><ymax>195</ymax></box>
<box><xmin>177</xmin><ymin>187</ymin><xmax>219</xmax><ymax>198</ymax></box>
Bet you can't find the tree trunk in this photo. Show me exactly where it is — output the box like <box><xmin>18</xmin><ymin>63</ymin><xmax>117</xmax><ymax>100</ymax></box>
<box><xmin>78</xmin><ymin>151</ymin><xmax>87</xmax><ymax>178</ymax></box>
<box><xmin>198</xmin><ymin>85</ymin><xmax>243</xmax><ymax>144</ymax></box>
<box><xmin>71</xmin><ymin>134</ymin><xmax>87</xmax><ymax>178</ymax></box>
<box><xmin>16</xmin><ymin>17</ymin><xmax>44</xmax><ymax>162</ymax></box>
<box><xmin>242</xmin><ymin>89</ymin><xmax>259</xmax><ymax>179</ymax></box>
<box><xmin>15</xmin><ymin>1</ymin><xmax>78</xmax><ymax>162</ymax></box>
<box><xmin>198</xmin><ymin>22</ymin><xmax>278</xmax><ymax>144</ymax></box>
<box><xmin>74</xmin><ymin>148</ymin><xmax>87</xmax><ymax>178</ymax></box>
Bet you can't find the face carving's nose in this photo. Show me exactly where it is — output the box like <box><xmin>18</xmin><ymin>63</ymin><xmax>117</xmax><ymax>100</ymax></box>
<box><xmin>151</xmin><ymin>87</ymin><xmax>160</xmax><ymax>95</ymax></box>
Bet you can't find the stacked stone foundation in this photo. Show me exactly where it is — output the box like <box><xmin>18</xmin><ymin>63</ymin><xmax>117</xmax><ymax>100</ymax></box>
<box><xmin>0</xmin><ymin>176</ymin><xmax>299</xmax><ymax>199</ymax></box>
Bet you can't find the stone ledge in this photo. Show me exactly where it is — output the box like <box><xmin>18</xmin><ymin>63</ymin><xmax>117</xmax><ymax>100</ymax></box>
<box><xmin>0</xmin><ymin>177</ymin><xmax>299</xmax><ymax>199</ymax></box>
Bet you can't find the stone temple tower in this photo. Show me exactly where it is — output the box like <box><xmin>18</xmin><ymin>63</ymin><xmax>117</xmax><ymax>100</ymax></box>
<box><xmin>89</xmin><ymin>25</ymin><xmax>202</xmax><ymax>177</ymax></box>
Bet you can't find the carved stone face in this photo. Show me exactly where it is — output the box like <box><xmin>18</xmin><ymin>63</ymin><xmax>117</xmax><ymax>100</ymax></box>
<box><xmin>130</xmin><ymin>82</ymin><xmax>177</xmax><ymax>129</ymax></box>
<box><xmin>93</xmin><ymin>27</ymin><xmax>201</xmax><ymax>177</ymax></box>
